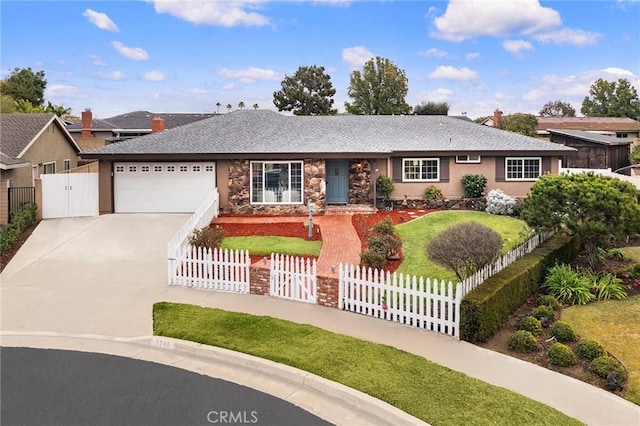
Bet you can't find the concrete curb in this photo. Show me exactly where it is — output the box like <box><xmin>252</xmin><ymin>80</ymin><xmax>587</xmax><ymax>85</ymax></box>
<box><xmin>0</xmin><ymin>332</ymin><xmax>429</xmax><ymax>426</ymax></box>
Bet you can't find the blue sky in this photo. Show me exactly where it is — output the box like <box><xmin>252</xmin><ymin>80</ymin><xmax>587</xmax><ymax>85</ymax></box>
<box><xmin>2</xmin><ymin>0</ymin><xmax>639</xmax><ymax>120</ymax></box>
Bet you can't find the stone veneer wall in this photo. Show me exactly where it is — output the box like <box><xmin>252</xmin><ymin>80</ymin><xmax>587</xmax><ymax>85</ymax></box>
<box><xmin>226</xmin><ymin>159</ymin><xmax>326</xmax><ymax>215</ymax></box>
<box><xmin>348</xmin><ymin>159</ymin><xmax>372</xmax><ymax>204</ymax></box>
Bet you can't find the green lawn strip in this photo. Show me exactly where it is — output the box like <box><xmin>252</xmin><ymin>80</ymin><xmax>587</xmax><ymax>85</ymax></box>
<box><xmin>153</xmin><ymin>302</ymin><xmax>582</xmax><ymax>426</ymax></box>
<box><xmin>221</xmin><ymin>236</ymin><xmax>321</xmax><ymax>256</ymax></box>
<box><xmin>622</xmin><ymin>246</ymin><xmax>640</xmax><ymax>262</ymax></box>
<box><xmin>562</xmin><ymin>295</ymin><xmax>640</xmax><ymax>406</ymax></box>
<box><xmin>395</xmin><ymin>211</ymin><xmax>530</xmax><ymax>280</ymax></box>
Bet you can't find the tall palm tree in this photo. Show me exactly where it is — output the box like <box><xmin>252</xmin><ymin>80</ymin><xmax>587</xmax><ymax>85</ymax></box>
<box><xmin>226</xmin><ymin>103</ymin><xmax>232</xmax><ymax>112</ymax></box>
<box><xmin>253</xmin><ymin>103</ymin><xmax>259</xmax><ymax>110</ymax></box>
<box><xmin>216</xmin><ymin>102</ymin><xmax>221</xmax><ymax>113</ymax></box>
<box><xmin>238</xmin><ymin>101</ymin><xmax>245</xmax><ymax>110</ymax></box>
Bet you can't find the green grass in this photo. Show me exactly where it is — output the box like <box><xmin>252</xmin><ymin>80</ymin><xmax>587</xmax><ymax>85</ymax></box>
<box><xmin>221</xmin><ymin>236</ymin><xmax>322</xmax><ymax>256</ymax></box>
<box><xmin>395</xmin><ymin>211</ymin><xmax>531</xmax><ymax>281</ymax></box>
<box><xmin>562</xmin><ymin>295</ymin><xmax>640</xmax><ymax>406</ymax></box>
<box><xmin>153</xmin><ymin>302</ymin><xmax>582</xmax><ymax>426</ymax></box>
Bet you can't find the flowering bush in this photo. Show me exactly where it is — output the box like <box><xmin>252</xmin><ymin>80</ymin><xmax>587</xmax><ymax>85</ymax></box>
<box><xmin>485</xmin><ymin>189</ymin><xmax>516</xmax><ymax>215</ymax></box>
<box><xmin>461</xmin><ymin>174</ymin><xmax>487</xmax><ymax>198</ymax></box>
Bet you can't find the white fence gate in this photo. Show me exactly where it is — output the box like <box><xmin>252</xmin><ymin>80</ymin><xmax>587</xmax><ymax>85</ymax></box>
<box><xmin>339</xmin><ymin>264</ymin><xmax>462</xmax><ymax>338</ymax></box>
<box><xmin>269</xmin><ymin>253</ymin><xmax>317</xmax><ymax>303</ymax></box>
<box><xmin>41</xmin><ymin>173</ymin><xmax>98</xmax><ymax>219</ymax></box>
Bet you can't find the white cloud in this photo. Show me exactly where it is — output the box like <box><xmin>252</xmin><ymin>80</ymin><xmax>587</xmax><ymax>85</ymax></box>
<box><xmin>187</xmin><ymin>87</ymin><xmax>210</xmax><ymax>94</ymax></box>
<box><xmin>83</xmin><ymin>9</ymin><xmax>119</xmax><ymax>32</ymax></box>
<box><xmin>218</xmin><ymin>67</ymin><xmax>281</xmax><ymax>83</ymax></box>
<box><xmin>420</xmin><ymin>88</ymin><xmax>453</xmax><ymax>103</ymax></box>
<box><xmin>522</xmin><ymin>88</ymin><xmax>546</xmax><ymax>101</ymax></box>
<box><xmin>428</xmin><ymin>66</ymin><xmax>478</xmax><ymax>81</ymax></box>
<box><xmin>342</xmin><ymin>46</ymin><xmax>374</xmax><ymax>69</ymax></box>
<box><xmin>494</xmin><ymin>92</ymin><xmax>508</xmax><ymax>100</ymax></box>
<box><xmin>144</xmin><ymin>70</ymin><xmax>166</xmax><ymax>81</ymax></box>
<box><xmin>418</xmin><ymin>48</ymin><xmax>447</xmax><ymax>58</ymax></box>
<box><xmin>466</xmin><ymin>52</ymin><xmax>480</xmax><ymax>61</ymax></box>
<box><xmin>150</xmin><ymin>1</ymin><xmax>270</xmax><ymax>27</ymax></box>
<box><xmin>223</xmin><ymin>83</ymin><xmax>236</xmax><ymax>90</ymax></box>
<box><xmin>89</xmin><ymin>55</ymin><xmax>107</xmax><ymax>66</ymax></box>
<box><xmin>111</xmin><ymin>41</ymin><xmax>149</xmax><ymax>61</ymax></box>
<box><xmin>45</xmin><ymin>84</ymin><xmax>85</xmax><ymax>98</ymax></box>
<box><xmin>98</xmin><ymin>70</ymin><xmax>125</xmax><ymax>80</ymax></box>
<box><xmin>533</xmin><ymin>28</ymin><xmax>602</xmax><ymax>46</ymax></box>
<box><xmin>313</xmin><ymin>0</ymin><xmax>351</xmax><ymax>5</ymax></box>
<box><xmin>601</xmin><ymin>67</ymin><xmax>636</xmax><ymax>78</ymax></box>
<box><xmin>502</xmin><ymin>39</ymin><xmax>534</xmax><ymax>56</ymax></box>
<box><xmin>432</xmin><ymin>0</ymin><xmax>561</xmax><ymax>42</ymax></box>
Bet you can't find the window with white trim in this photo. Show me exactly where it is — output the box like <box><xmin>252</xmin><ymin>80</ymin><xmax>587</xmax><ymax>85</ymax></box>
<box><xmin>506</xmin><ymin>157</ymin><xmax>541</xmax><ymax>181</ymax></box>
<box><xmin>251</xmin><ymin>161</ymin><xmax>303</xmax><ymax>204</ymax></box>
<box><xmin>455</xmin><ymin>154</ymin><xmax>481</xmax><ymax>163</ymax></box>
<box><xmin>403</xmin><ymin>158</ymin><xmax>439</xmax><ymax>181</ymax></box>
<box><xmin>63</xmin><ymin>159</ymin><xmax>70</xmax><ymax>170</ymax></box>
<box><xmin>43</xmin><ymin>162</ymin><xmax>56</xmax><ymax>174</ymax></box>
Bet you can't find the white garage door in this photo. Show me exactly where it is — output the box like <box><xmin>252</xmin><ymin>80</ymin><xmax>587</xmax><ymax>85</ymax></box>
<box><xmin>114</xmin><ymin>162</ymin><xmax>216</xmax><ymax>213</ymax></box>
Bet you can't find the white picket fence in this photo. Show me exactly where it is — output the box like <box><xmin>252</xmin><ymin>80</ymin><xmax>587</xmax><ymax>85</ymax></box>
<box><xmin>339</xmin><ymin>264</ymin><xmax>462</xmax><ymax>337</ymax></box>
<box><xmin>459</xmin><ymin>229</ymin><xmax>556</xmax><ymax>297</ymax></box>
<box><xmin>270</xmin><ymin>253</ymin><xmax>317</xmax><ymax>303</ymax></box>
<box><xmin>168</xmin><ymin>189</ymin><xmax>220</xmax><ymax>286</ymax></box>
<box><xmin>172</xmin><ymin>247</ymin><xmax>251</xmax><ymax>292</ymax></box>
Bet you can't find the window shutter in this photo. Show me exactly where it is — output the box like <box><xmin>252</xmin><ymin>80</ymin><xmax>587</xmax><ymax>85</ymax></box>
<box><xmin>495</xmin><ymin>156</ymin><xmax>505</xmax><ymax>182</ymax></box>
<box><xmin>439</xmin><ymin>157</ymin><xmax>450</xmax><ymax>182</ymax></box>
<box><xmin>542</xmin><ymin>157</ymin><xmax>551</xmax><ymax>174</ymax></box>
<box><xmin>392</xmin><ymin>157</ymin><xmax>403</xmax><ymax>182</ymax></box>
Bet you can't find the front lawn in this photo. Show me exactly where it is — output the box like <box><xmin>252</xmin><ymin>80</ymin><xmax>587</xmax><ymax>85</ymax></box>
<box><xmin>394</xmin><ymin>211</ymin><xmax>530</xmax><ymax>281</ymax></box>
<box><xmin>221</xmin><ymin>236</ymin><xmax>322</xmax><ymax>256</ymax></box>
<box><xmin>153</xmin><ymin>302</ymin><xmax>581</xmax><ymax>426</ymax></box>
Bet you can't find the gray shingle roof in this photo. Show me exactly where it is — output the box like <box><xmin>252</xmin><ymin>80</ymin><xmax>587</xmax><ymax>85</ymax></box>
<box><xmin>0</xmin><ymin>113</ymin><xmax>58</xmax><ymax>157</ymax></box>
<box><xmin>83</xmin><ymin>110</ymin><xmax>576</xmax><ymax>157</ymax></box>
<box><xmin>67</xmin><ymin>110</ymin><xmax>219</xmax><ymax>131</ymax></box>
<box><xmin>548</xmin><ymin>129</ymin><xmax>633</xmax><ymax>146</ymax></box>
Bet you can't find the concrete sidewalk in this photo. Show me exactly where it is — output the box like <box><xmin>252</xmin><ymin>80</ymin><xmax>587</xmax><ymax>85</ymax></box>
<box><xmin>1</xmin><ymin>215</ymin><xmax>639</xmax><ymax>426</ymax></box>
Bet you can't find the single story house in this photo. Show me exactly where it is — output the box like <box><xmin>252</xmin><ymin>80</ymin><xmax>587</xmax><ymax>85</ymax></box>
<box><xmin>80</xmin><ymin>110</ymin><xmax>576</xmax><ymax>215</ymax></box>
<box><xmin>548</xmin><ymin>129</ymin><xmax>632</xmax><ymax>173</ymax></box>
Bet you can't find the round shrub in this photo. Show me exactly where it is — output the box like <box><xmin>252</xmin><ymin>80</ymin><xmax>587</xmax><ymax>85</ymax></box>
<box><xmin>530</xmin><ymin>305</ymin><xmax>555</xmax><ymax>323</ymax></box>
<box><xmin>549</xmin><ymin>321</ymin><xmax>577</xmax><ymax>343</ymax></box>
<box><xmin>518</xmin><ymin>316</ymin><xmax>542</xmax><ymax>336</ymax></box>
<box><xmin>507</xmin><ymin>330</ymin><xmax>538</xmax><ymax>353</ymax></box>
<box><xmin>576</xmin><ymin>339</ymin><xmax>605</xmax><ymax>360</ymax></box>
<box><xmin>485</xmin><ymin>189</ymin><xmax>516</xmax><ymax>215</ymax></box>
<box><xmin>589</xmin><ymin>356</ymin><xmax>627</xmax><ymax>380</ymax></box>
<box><xmin>548</xmin><ymin>343</ymin><xmax>577</xmax><ymax>367</ymax></box>
<box><xmin>538</xmin><ymin>294</ymin><xmax>561</xmax><ymax>311</ymax></box>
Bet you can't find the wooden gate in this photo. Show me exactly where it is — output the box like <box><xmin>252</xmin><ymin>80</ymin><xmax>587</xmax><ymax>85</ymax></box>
<box><xmin>269</xmin><ymin>253</ymin><xmax>317</xmax><ymax>303</ymax></box>
<box><xmin>42</xmin><ymin>173</ymin><xmax>99</xmax><ymax>219</ymax></box>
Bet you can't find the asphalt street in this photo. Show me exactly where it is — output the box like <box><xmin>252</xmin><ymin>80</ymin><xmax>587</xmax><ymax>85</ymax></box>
<box><xmin>0</xmin><ymin>347</ymin><xmax>332</xmax><ymax>426</ymax></box>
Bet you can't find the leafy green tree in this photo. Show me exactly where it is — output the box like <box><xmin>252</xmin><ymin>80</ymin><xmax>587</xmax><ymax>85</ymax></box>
<box><xmin>273</xmin><ymin>65</ymin><xmax>337</xmax><ymax>116</ymax></box>
<box><xmin>345</xmin><ymin>56</ymin><xmax>411</xmax><ymax>115</ymax></box>
<box><xmin>504</xmin><ymin>113</ymin><xmax>538</xmax><ymax>137</ymax></box>
<box><xmin>630</xmin><ymin>144</ymin><xmax>640</xmax><ymax>165</ymax></box>
<box><xmin>539</xmin><ymin>100</ymin><xmax>576</xmax><ymax>117</ymax></box>
<box><xmin>414</xmin><ymin>101</ymin><xmax>449</xmax><ymax>115</ymax></box>
<box><xmin>581</xmin><ymin>78</ymin><xmax>640</xmax><ymax>120</ymax></box>
<box><xmin>2</xmin><ymin>67</ymin><xmax>47</xmax><ymax>106</ymax></box>
<box><xmin>521</xmin><ymin>173</ymin><xmax>640</xmax><ymax>268</ymax></box>
<box><xmin>1</xmin><ymin>94</ymin><xmax>18</xmax><ymax>113</ymax></box>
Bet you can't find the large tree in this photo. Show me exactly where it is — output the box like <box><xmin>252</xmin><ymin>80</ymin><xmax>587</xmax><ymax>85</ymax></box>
<box><xmin>414</xmin><ymin>101</ymin><xmax>449</xmax><ymax>115</ymax></box>
<box><xmin>504</xmin><ymin>113</ymin><xmax>538</xmax><ymax>137</ymax></box>
<box><xmin>273</xmin><ymin>65</ymin><xmax>337</xmax><ymax>116</ymax></box>
<box><xmin>2</xmin><ymin>67</ymin><xmax>47</xmax><ymax>106</ymax></box>
<box><xmin>581</xmin><ymin>78</ymin><xmax>640</xmax><ymax>119</ymax></box>
<box><xmin>345</xmin><ymin>56</ymin><xmax>411</xmax><ymax>115</ymax></box>
<box><xmin>539</xmin><ymin>100</ymin><xmax>576</xmax><ymax>117</ymax></box>
<box><xmin>521</xmin><ymin>173</ymin><xmax>640</xmax><ymax>268</ymax></box>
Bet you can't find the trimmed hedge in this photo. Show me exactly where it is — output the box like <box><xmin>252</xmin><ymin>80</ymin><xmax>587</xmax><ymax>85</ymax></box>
<box><xmin>460</xmin><ymin>232</ymin><xmax>581</xmax><ymax>343</ymax></box>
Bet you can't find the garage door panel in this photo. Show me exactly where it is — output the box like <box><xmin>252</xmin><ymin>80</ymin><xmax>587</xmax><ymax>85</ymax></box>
<box><xmin>114</xmin><ymin>162</ymin><xmax>216</xmax><ymax>213</ymax></box>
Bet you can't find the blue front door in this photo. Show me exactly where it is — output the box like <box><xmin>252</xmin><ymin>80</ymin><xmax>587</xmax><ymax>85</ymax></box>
<box><xmin>325</xmin><ymin>159</ymin><xmax>349</xmax><ymax>204</ymax></box>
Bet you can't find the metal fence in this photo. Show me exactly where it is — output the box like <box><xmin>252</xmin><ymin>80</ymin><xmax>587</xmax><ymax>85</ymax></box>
<box><xmin>8</xmin><ymin>187</ymin><xmax>35</xmax><ymax>222</ymax></box>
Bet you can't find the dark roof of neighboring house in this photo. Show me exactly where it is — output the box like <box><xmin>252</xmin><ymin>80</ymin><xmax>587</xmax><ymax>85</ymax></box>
<box><xmin>548</xmin><ymin>129</ymin><xmax>633</xmax><ymax>146</ymax></box>
<box><xmin>82</xmin><ymin>110</ymin><xmax>575</xmax><ymax>159</ymax></box>
<box><xmin>1</xmin><ymin>113</ymin><xmax>80</xmax><ymax>159</ymax></box>
<box><xmin>536</xmin><ymin>117</ymin><xmax>640</xmax><ymax>132</ymax></box>
<box><xmin>0</xmin><ymin>152</ymin><xmax>30</xmax><ymax>168</ymax></box>
<box><xmin>67</xmin><ymin>110</ymin><xmax>219</xmax><ymax>131</ymax></box>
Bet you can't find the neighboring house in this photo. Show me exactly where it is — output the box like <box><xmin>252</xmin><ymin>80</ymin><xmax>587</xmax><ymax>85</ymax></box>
<box><xmin>67</xmin><ymin>109</ymin><xmax>219</xmax><ymax>145</ymax></box>
<box><xmin>80</xmin><ymin>110</ymin><xmax>576</xmax><ymax>215</ymax></box>
<box><xmin>548</xmin><ymin>129</ymin><xmax>632</xmax><ymax>173</ymax></box>
<box><xmin>1</xmin><ymin>113</ymin><xmax>81</xmax><ymax>187</ymax></box>
<box><xmin>535</xmin><ymin>116</ymin><xmax>640</xmax><ymax>141</ymax></box>
<box><xmin>479</xmin><ymin>109</ymin><xmax>505</xmax><ymax>128</ymax></box>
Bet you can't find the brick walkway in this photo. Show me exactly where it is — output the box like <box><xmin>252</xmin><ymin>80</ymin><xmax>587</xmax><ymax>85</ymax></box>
<box><xmin>213</xmin><ymin>214</ymin><xmax>361</xmax><ymax>277</ymax></box>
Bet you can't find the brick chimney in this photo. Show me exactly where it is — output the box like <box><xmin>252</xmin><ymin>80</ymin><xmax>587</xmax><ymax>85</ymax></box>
<box><xmin>151</xmin><ymin>116</ymin><xmax>165</xmax><ymax>133</ymax></box>
<box><xmin>81</xmin><ymin>108</ymin><xmax>94</xmax><ymax>138</ymax></box>
<box><xmin>493</xmin><ymin>109</ymin><xmax>503</xmax><ymax>128</ymax></box>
